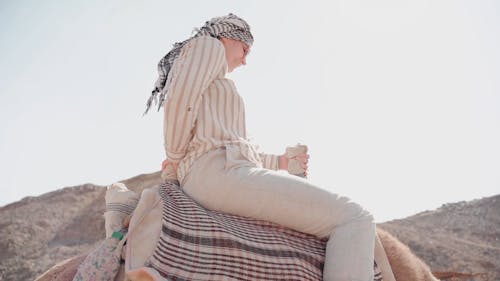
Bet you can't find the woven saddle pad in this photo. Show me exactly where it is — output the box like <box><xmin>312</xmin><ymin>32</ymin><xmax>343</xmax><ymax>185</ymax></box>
<box><xmin>149</xmin><ymin>181</ymin><xmax>382</xmax><ymax>281</ymax></box>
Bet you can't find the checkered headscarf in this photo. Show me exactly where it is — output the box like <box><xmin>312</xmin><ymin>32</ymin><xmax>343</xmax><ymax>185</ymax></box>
<box><xmin>143</xmin><ymin>13</ymin><xmax>253</xmax><ymax>115</ymax></box>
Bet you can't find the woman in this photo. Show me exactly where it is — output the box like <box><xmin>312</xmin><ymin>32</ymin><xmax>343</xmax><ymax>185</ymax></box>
<box><xmin>144</xmin><ymin>14</ymin><xmax>375</xmax><ymax>281</ymax></box>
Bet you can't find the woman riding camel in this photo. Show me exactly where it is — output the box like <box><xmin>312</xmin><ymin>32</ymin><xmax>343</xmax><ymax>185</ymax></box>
<box><xmin>144</xmin><ymin>13</ymin><xmax>376</xmax><ymax>281</ymax></box>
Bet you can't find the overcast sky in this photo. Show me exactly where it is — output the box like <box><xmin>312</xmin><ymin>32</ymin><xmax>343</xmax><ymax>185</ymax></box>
<box><xmin>1</xmin><ymin>0</ymin><xmax>499</xmax><ymax>222</ymax></box>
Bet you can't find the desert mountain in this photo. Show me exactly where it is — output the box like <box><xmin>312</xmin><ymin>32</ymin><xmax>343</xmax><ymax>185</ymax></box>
<box><xmin>0</xmin><ymin>172</ymin><xmax>498</xmax><ymax>281</ymax></box>
<box><xmin>380</xmin><ymin>194</ymin><xmax>499</xmax><ymax>280</ymax></box>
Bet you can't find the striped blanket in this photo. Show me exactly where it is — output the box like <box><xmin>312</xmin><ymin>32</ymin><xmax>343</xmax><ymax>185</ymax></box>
<box><xmin>148</xmin><ymin>181</ymin><xmax>383</xmax><ymax>281</ymax></box>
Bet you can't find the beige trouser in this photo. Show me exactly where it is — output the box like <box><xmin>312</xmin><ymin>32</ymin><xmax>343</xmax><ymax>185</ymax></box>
<box><xmin>182</xmin><ymin>146</ymin><xmax>376</xmax><ymax>281</ymax></box>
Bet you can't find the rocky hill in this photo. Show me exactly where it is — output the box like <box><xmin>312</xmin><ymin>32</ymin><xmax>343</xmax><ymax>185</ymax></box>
<box><xmin>380</xmin><ymin>195</ymin><xmax>500</xmax><ymax>281</ymax></box>
<box><xmin>0</xmin><ymin>172</ymin><xmax>163</xmax><ymax>281</ymax></box>
<box><xmin>0</xmin><ymin>172</ymin><xmax>498</xmax><ymax>281</ymax></box>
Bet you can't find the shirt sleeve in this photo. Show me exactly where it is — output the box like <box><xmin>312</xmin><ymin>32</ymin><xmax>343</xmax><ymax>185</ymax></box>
<box><xmin>163</xmin><ymin>36</ymin><xmax>226</xmax><ymax>162</ymax></box>
<box><xmin>259</xmin><ymin>153</ymin><xmax>280</xmax><ymax>170</ymax></box>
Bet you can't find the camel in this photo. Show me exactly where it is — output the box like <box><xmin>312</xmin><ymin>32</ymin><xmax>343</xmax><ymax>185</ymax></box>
<box><xmin>35</xmin><ymin>181</ymin><xmax>445</xmax><ymax>281</ymax></box>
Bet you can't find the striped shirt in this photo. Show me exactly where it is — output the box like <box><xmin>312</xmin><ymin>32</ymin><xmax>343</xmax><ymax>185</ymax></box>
<box><xmin>163</xmin><ymin>36</ymin><xmax>279</xmax><ymax>183</ymax></box>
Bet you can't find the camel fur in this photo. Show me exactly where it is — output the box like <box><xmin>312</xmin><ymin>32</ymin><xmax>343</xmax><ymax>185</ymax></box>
<box><xmin>377</xmin><ymin>228</ymin><xmax>440</xmax><ymax>281</ymax></box>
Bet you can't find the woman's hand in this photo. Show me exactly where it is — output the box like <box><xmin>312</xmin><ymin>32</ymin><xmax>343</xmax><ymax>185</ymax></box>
<box><xmin>279</xmin><ymin>146</ymin><xmax>309</xmax><ymax>177</ymax></box>
<box><xmin>161</xmin><ymin>159</ymin><xmax>179</xmax><ymax>179</ymax></box>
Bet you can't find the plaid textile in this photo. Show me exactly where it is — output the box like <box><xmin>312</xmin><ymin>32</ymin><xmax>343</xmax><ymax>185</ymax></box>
<box><xmin>149</xmin><ymin>181</ymin><xmax>383</xmax><ymax>281</ymax></box>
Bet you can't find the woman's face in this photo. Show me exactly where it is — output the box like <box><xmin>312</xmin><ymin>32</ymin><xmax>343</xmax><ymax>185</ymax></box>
<box><xmin>220</xmin><ymin>37</ymin><xmax>250</xmax><ymax>72</ymax></box>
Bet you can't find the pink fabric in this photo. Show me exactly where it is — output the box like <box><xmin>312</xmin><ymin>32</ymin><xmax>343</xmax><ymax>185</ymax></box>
<box><xmin>72</xmin><ymin>237</ymin><xmax>123</xmax><ymax>281</ymax></box>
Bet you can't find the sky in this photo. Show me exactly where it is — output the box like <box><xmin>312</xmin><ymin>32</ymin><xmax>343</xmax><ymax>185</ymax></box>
<box><xmin>0</xmin><ymin>0</ymin><xmax>498</xmax><ymax>222</ymax></box>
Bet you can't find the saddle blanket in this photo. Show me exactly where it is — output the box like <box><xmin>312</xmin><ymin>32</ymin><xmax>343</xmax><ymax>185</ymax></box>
<box><xmin>148</xmin><ymin>181</ymin><xmax>383</xmax><ymax>281</ymax></box>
